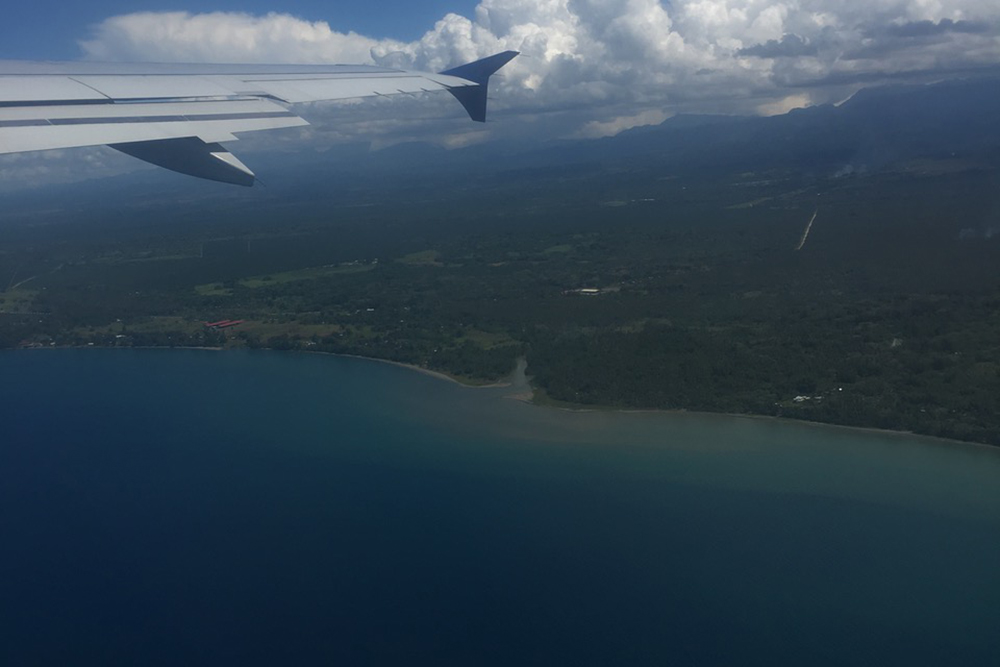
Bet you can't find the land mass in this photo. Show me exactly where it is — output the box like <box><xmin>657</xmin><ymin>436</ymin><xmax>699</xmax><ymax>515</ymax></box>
<box><xmin>2</xmin><ymin>78</ymin><xmax>1000</xmax><ymax>446</ymax></box>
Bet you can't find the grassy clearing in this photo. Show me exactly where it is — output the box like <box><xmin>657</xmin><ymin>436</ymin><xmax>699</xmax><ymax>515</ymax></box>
<box><xmin>0</xmin><ymin>289</ymin><xmax>38</xmax><ymax>313</ymax></box>
<box><xmin>233</xmin><ymin>321</ymin><xmax>344</xmax><ymax>339</ymax></box>
<box><xmin>397</xmin><ymin>250</ymin><xmax>442</xmax><ymax>266</ymax></box>
<box><xmin>460</xmin><ymin>329</ymin><xmax>517</xmax><ymax>349</ymax></box>
<box><xmin>72</xmin><ymin>316</ymin><xmax>204</xmax><ymax>337</ymax></box>
<box><xmin>195</xmin><ymin>263</ymin><xmax>375</xmax><ymax>295</ymax></box>
<box><xmin>195</xmin><ymin>283</ymin><xmax>233</xmax><ymax>296</ymax></box>
<box><xmin>541</xmin><ymin>244</ymin><xmax>574</xmax><ymax>255</ymax></box>
<box><xmin>240</xmin><ymin>263</ymin><xmax>375</xmax><ymax>288</ymax></box>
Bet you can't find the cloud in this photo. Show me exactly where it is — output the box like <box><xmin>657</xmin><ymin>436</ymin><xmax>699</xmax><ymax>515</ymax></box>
<box><xmin>80</xmin><ymin>12</ymin><xmax>398</xmax><ymax>64</ymax></box>
<box><xmin>738</xmin><ymin>34</ymin><xmax>817</xmax><ymax>59</ymax></box>
<box><xmin>757</xmin><ymin>92</ymin><xmax>812</xmax><ymax>116</ymax></box>
<box><xmin>0</xmin><ymin>148</ymin><xmax>146</xmax><ymax>192</ymax></box>
<box><xmin>78</xmin><ymin>2</ymin><xmax>1000</xmax><ymax>129</ymax></box>
<box><xmin>882</xmin><ymin>19</ymin><xmax>992</xmax><ymax>39</ymax></box>
<box><xmin>576</xmin><ymin>109</ymin><xmax>671</xmax><ymax>138</ymax></box>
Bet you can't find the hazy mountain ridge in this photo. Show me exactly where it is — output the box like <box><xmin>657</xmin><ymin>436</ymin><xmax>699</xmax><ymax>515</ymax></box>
<box><xmin>310</xmin><ymin>76</ymin><xmax>1000</xmax><ymax>184</ymax></box>
<box><xmin>583</xmin><ymin>76</ymin><xmax>1000</xmax><ymax>173</ymax></box>
<box><xmin>4</xmin><ymin>76</ymin><xmax>999</xmax><ymax>213</ymax></box>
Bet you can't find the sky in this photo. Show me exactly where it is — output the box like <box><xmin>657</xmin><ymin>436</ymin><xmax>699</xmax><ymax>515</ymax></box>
<box><xmin>2</xmin><ymin>1</ymin><xmax>481</xmax><ymax>60</ymax></box>
<box><xmin>2</xmin><ymin>1</ymin><xmax>1000</xmax><ymax>190</ymax></box>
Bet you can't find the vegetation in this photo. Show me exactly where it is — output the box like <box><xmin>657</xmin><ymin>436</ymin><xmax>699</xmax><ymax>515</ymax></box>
<box><xmin>2</xmin><ymin>154</ymin><xmax>999</xmax><ymax>445</ymax></box>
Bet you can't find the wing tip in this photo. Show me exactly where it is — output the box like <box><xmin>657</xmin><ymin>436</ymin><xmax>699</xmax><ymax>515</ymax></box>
<box><xmin>440</xmin><ymin>51</ymin><xmax>519</xmax><ymax>86</ymax></box>
<box><xmin>440</xmin><ymin>51</ymin><xmax>519</xmax><ymax>122</ymax></box>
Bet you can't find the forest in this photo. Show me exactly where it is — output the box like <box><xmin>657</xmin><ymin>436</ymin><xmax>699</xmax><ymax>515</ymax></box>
<box><xmin>2</xmin><ymin>134</ymin><xmax>1000</xmax><ymax>445</ymax></box>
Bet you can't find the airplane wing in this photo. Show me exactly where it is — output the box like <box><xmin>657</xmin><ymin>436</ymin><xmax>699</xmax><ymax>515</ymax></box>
<box><xmin>0</xmin><ymin>51</ymin><xmax>517</xmax><ymax>186</ymax></box>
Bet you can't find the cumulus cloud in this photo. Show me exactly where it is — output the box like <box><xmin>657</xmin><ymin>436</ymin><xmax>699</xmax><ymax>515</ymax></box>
<box><xmin>80</xmin><ymin>12</ymin><xmax>400</xmax><ymax>64</ymax></box>
<box><xmin>79</xmin><ymin>1</ymin><xmax>1000</xmax><ymax>133</ymax></box>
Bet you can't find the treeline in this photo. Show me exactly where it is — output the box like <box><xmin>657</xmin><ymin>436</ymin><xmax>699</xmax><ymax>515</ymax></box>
<box><xmin>526</xmin><ymin>293</ymin><xmax>1000</xmax><ymax>445</ymax></box>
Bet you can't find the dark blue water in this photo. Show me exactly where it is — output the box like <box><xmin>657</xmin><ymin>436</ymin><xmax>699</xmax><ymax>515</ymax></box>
<box><xmin>2</xmin><ymin>349</ymin><xmax>999</xmax><ymax>665</ymax></box>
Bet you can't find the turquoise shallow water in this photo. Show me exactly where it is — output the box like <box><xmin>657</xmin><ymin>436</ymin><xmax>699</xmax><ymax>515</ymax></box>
<box><xmin>2</xmin><ymin>349</ymin><xmax>999</xmax><ymax>665</ymax></box>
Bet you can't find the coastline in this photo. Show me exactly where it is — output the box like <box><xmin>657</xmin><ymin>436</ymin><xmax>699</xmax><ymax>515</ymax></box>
<box><xmin>16</xmin><ymin>343</ymin><xmax>509</xmax><ymax>388</ymax></box>
<box><xmin>523</xmin><ymin>385</ymin><xmax>994</xmax><ymax>450</ymax></box>
<box><xmin>316</xmin><ymin>351</ymin><xmax>515</xmax><ymax>389</ymax></box>
<box><xmin>333</xmin><ymin>351</ymin><xmax>996</xmax><ymax>450</ymax></box>
<box><xmin>7</xmin><ymin>344</ymin><xmax>994</xmax><ymax>450</ymax></box>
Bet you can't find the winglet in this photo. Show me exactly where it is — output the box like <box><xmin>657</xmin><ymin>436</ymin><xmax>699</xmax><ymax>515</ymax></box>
<box><xmin>440</xmin><ymin>51</ymin><xmax>518</xmax><ymax>122</ymax></box>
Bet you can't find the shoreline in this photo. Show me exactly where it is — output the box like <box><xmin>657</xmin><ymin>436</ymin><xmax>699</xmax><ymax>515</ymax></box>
<box><xmin>9</xmin><ymin>344</ymin><xmax>995</xmax><ymax>450</ymax></box>
<box><xmin>312</xmin><ymin>351</ymin><xmax>514</xmax><ymax>389</ymax></box>
<box><xmin>521</xmin><ymin>388</ymin><xmax>995</xmax><ymax>450</ymax></box>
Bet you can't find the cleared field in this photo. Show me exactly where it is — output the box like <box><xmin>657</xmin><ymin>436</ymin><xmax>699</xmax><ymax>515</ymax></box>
<box><xmin>196</xmin><ymin>262</ymin><xmax>376</xmax><ymax>295</ymax></box>
<box><xmin>0</xmin><ymin>289</ymin><xmax>39</xmax><ymax>314</ymax></box>
<box><xmin>397</xmin><ymin>250</ymin><xmax>442</xmax><ymax>266</ymax></box>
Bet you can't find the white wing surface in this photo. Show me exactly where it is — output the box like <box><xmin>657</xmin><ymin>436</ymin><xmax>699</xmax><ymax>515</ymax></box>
<box><xmin>0</xmin><ymin>52</ymin><xmax>517</xmax><ymax>185</ymax></box>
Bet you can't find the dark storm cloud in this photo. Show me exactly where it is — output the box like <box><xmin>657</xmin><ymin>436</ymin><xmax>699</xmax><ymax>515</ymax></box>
<box><xmin>881</xmin><ymin>19</ymin><xmax>992</xmax><ymax>39</ymax></box>
<box><xmin>738</xmin><ymin>34</ymin><xmax>817</xmax><ymax>59</ymax></box>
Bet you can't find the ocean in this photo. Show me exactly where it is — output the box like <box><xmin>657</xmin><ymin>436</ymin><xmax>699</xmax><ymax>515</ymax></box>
<box><xmin>2</xmin><ymin>349</ymin><xmax>999</xmax><ymax>665</ymax></box>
